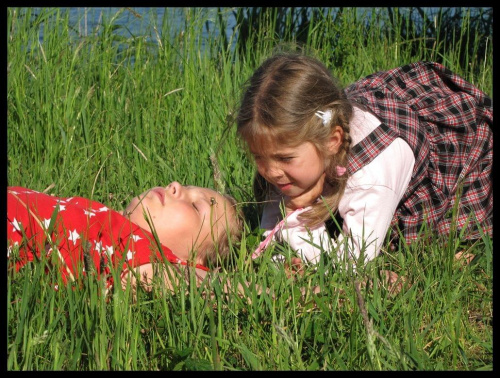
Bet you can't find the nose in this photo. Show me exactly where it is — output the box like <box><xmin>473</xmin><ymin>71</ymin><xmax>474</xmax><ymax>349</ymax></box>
<box><xmin>166</xmin><ymin>181</ymin><xmax>182</xmax><ymax>197</ymax></box>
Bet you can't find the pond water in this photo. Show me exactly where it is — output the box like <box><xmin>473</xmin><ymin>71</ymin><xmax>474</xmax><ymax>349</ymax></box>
<box><xmin>34</xmin><ymin>7</ymin><xmax>239</xmax><ymax>51</ymax></box>
<box><xmin>30</xmin><ymin>7</ymin><xmax>489</xmax><ymax>55</ymax></box>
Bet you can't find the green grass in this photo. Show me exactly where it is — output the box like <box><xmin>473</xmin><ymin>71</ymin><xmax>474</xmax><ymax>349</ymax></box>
<box><xmin>7</xmin><ymin>7</ymin><xmax>493</xmax><ymax>370</ymax></box>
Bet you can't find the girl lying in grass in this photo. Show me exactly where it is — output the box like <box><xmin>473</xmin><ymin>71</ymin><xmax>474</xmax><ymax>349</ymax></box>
<box><xmin>7</xmin><ymin>182</ymin><xmax>243</xmax><ymax>292</ymax></box>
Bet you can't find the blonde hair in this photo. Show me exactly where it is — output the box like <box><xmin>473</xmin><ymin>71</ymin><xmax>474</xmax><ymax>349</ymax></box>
<box><xmin>203</xmin><ymin>193</ymin><xmax>244</xmax><ymax>267</ymax></box>
<box><xmin>237</xmin><ymin>52</ymin><xmax>353</xmax><ymax>228</ymax></box>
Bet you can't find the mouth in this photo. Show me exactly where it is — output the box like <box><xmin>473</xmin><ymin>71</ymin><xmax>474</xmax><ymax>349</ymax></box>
<box><xmin>151</xmin><ymin>187</ymin><xmax>165</xmax><ymax>205</ymax></box>
<box><xmin>276</xmin><ymin>183</ymin><xmax>293</xmax><ymax>191</ymax></box>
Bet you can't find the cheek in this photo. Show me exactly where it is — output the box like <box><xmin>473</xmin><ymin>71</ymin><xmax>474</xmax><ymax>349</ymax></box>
<box><xmin>255</xmin><ymin>159</ymin><xmax>266</xmax><ymax>173</ymax></box>
<box><xmin>257</xmin><ymin>165</ymin><xmax>267</xmax><ymax>178</ymax></box>
<box><xmin>256</xmin><ymin>159</ymin><xmax>282</xmax><ymax>177</ymax></box>
<box><xmin>125</xmin><ymin>199</ymin><xmax>143</xmax><ymax>222</ymax></box>
<box><xmin>301</xmin><ymin>153</ymin><xmax>324</xmax><ymax>172</ymax></box>
<box><xmin>127</xmin><ymin>208</ymin><xmax>150</xmax><ymax>231</ymax></box>
<box><xmin>125</xmin><ymin>198</ymin><xmax>161</xmax><ymax>231</ymax></box>
<box><xmin>158</xmin><ymin>207</ymin><xmax>202</xmax><ymax>237</ymax></box>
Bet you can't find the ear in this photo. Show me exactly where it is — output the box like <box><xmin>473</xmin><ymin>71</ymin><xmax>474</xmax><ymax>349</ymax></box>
<box><xmin>327</xmin><ymin>126</ymin><xmax>344</xmax><ymax>154</ymax></box>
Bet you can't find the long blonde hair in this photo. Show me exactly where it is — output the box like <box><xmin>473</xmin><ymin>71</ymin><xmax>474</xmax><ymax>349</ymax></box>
<box><xmin>237</xmin><ymin>52</ymin><xmax>353</xmax><ymax>228</ymax></box>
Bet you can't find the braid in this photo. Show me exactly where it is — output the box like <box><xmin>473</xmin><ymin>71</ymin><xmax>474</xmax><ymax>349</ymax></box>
<box><xmin>299</xmin><ymin>100</ymin><xmax>353</xmax><ymax>228</ymax></box>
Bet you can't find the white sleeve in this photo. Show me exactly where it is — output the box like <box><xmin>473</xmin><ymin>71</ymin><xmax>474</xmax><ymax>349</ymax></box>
<box><xmin>337</xmin><ymin>137</ymin><xmax>414</xmax><ymax>264</ymax></box>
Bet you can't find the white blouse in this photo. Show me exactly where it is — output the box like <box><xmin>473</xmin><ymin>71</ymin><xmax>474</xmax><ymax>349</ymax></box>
<box><xmin>258</xmin><ymin>106</ymin><xmax>415</xmax><ymax>266</ymax></box>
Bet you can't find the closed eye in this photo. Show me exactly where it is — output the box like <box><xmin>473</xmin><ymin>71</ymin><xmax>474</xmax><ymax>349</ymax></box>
<box><xmin>192</xmin><ymin>202</ymin><xmax>199</xmax><ymax>212</ymax></box>
<box><xmin>193</xmin><ymin>200</ymin><xmax>210</xmax><ymax>215</ymax></box>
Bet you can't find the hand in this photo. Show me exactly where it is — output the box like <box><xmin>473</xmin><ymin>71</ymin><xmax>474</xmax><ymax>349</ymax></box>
<box><xmin>284</xmin><ymin>257</ymin><xmax>305</xmax><ymax>278</ymax></box>
<box><xmin>285</xmin><ymin>173</ymin><xmax>326</xmax><ymax>213</ymax></box>
<box><xmin>379</xmin><ymin>270</ymin><xmax>406</xmax><ymax>295</ymax></box>
<box><xmin>455</xmin><ymin>250</ymin><xmax>475</xmax><ymax>265</ymax></box>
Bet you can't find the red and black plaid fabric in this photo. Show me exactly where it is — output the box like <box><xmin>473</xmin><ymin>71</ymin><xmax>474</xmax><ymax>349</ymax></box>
<box><xmin>7</xmin><ymin>187</ymin><xmax>208</xmax><ymax>287</ymax></box>
<box><xmin>344</xmin><ymin>61</ymin><xmax>492</xmax><ymax>242</ymax></box>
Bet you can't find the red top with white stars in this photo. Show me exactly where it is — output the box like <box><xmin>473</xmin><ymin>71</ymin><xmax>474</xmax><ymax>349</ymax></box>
<box><xmin>7</xmin><ymin>187</ymin><xmax>209</xmax><ymax>287</ymax></box>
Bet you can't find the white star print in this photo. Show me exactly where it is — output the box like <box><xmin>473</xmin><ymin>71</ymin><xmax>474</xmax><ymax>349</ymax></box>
<box><xmin>68</xmin><ymin>229</ymin><xmax>80</xmax><ymax>244</ymax></box>
<box><xmin>11</xmin><ymin>218</ymin><xmax>22</xmax><ymax>232</ymax></box>
<box><xmin>95</xmin><ymin>241</ymin><xmax>103</xmax><ymax>252</ymax></box>
<box><xmin>105</xmin><ymin>245</ymin><xmax>114</xmax><ymax>256</ymax></box>
<box><xmin>84</xmin><ymin>209</ymin><xmax>96</xmax><ymax>217</ymax></box>
<box><xmin>132</xmin><ymin>234</ymin><xmax>142</xmax><ymax>242</ymax></box>
<box><xmin>54</xmin><ymin>203</ymin><xmax>66</xmax><ymax>211</ymax></box>
<box><xmin>97</xmin><ymin>206</ymin><xmax>109</xmax><ymax>212</ymax></box>
<box><xmin>126</xmin><ymin>250</ymin><xmax>134</xmax><ymax>261</ymax></box>
<box><xmin>43</xmin><ymin>218</ymin><xmax>51</xmax><ymax>230</ymax></box>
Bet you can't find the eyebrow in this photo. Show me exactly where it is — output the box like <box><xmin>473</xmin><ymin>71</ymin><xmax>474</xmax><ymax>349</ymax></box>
<box><xmin>274</xmin><ymin>152</ymin><xmax>295</xmax><ymax>157</ymax></box>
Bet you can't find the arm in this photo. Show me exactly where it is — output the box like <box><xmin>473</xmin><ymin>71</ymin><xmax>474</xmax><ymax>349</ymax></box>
<box><xmin>123</xmin><ymin>262</ymin><xmax>273</xmax><ymax>304</ymax></box>
<box><xmin>121</xmin><ymin>262</ymin><xmax>210</xmax><ymax>294</ymax></box>
<box><xmin>337</xmin><ymin>138</ymin><xmax>414</xmax><ymax>264</ymax></box>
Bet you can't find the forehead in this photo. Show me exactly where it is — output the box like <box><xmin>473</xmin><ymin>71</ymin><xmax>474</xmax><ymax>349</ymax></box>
<box><xmin>249</xmin><ymin>137</ymin><xmax>318</xmax><ymax>159</ymax></box>
<box><xmin>248</xmin><ymin>133</ymin><xmax>299</xmax><ymax>156</ymax></box>
<box><xmin>196</xmin><ymin>187</ymin><xmax>224</xmax><ymax>202</ymax></box>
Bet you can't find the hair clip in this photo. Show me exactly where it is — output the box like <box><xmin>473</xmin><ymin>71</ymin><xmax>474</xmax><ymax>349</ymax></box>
<box><xmin>336</xmin><ymin>166</ymin><xmax>347</xmax><ymax>176</ymax></box>
<box><xmin>315</xmin><ymin>110</ymin><xmax>332</xmax><ymax>126</ymax></box>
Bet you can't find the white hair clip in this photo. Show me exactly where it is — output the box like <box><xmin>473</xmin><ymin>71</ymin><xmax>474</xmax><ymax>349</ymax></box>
<box><xmin>315</xmin><ymin>110</ymin><xmax>332</xmax><ymax>126</ymax></box>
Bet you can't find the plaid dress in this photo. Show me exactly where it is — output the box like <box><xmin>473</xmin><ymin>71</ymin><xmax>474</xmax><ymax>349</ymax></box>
<box><xmin>7</xmin><ymin>187</ymin><xmax>208</xmax><ymax>287</ymax></box>
<box><xmin>344</xmin><ymin>61</ymin><xmax>493</xmax><ymax>242</ymax></box>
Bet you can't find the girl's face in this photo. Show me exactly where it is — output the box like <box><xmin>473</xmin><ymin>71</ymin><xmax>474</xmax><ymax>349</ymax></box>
<box><xmin>124</xmin><ymin>182</ymin><xmax>232</xmax><ymax>262</ymax></box>
<box><xmin>250</xmin><ymin>141</ymin><xmax>326</xmax><ymax>199</ymax></box>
